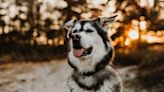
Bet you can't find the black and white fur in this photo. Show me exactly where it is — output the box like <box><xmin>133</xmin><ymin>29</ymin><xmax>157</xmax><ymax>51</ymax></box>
<box><xmin>64</xmin><ymin>16</ymin><xmax>122</xmax><ymax>92</ymax></box>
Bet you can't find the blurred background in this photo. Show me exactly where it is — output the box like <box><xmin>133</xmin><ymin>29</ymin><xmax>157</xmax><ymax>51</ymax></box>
<box><xmin>0</xmin><ymin>0</ymin><xmax>163</xmax><ymax>92</ymax></box>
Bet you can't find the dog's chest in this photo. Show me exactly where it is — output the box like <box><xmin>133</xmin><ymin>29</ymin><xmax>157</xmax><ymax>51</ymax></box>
<box><xmin>78</xmin><ymin>75</ymin><xmax>95</xmax><ymax>87</ymax></box>
<box><xmin>68</xmin><ymin>68</ymin><xmax>122</xmax><ymax>92</ymax></box>
<box><xmin>72</xmin><ymin>70</ymin><xmax>109</xmax><ymax>89</ymax></box>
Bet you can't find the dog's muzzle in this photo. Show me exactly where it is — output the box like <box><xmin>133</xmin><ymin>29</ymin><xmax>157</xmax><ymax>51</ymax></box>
<box><xmin>71</xmin><ymin>34</ymin><xmax>93</xmax><ymax>57</ymax></box>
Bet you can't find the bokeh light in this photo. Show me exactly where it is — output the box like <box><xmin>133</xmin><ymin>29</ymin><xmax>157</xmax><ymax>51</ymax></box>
<box><xmin>128</xmin><ymin>29</ymin><xmax>139</xmax><ymax>40</ymax></box>
<box><xmin>0</xmin><ymin>0</ymin><xmax>163</xmax><ymax>47</ymax></box>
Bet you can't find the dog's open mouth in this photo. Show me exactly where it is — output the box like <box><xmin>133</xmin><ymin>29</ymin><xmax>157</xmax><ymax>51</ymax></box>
<box><xmin>73</xmin><ymin>47</ymin><xmax>93</xmax><ymax>57</ymax></box>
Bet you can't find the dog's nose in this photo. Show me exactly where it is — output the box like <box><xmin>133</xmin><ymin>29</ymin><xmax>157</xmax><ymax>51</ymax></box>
<box><xmin>72</xmin><ymin>34</ymin><xmax>81</xmax><ymax>40</ymax></box>
<box><xmin>72</xmin><ymin>34</ymin><xmax>82</xmax><ymax>49</ymax></box>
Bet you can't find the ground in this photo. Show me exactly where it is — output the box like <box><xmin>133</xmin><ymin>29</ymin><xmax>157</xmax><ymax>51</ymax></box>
<box><xmin>0</xmin><ymin>44</ymin><xmax>164</xmax><ymax>92</ymax></box>
<box><xmin>0</xmin><ymin>59</ymin><xmax>153</xmax><ymax>92</ymax></box>
<box><xmin>0</xmin><ymin>60</ymin><xmax>70</xmax><ymax>92</ymax></box>
<box><xmin>0</xmin><ymin>59</ymin><xmax>137</xmax><ymax>92</ymax></box>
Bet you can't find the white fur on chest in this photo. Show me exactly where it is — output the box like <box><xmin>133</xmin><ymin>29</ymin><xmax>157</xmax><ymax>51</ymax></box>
<box><xmin>67</xmin><ymin>77</ymin><xmax>120</xmax><ymax>92</ymax></box>
<box><xmin>79</xmin><ymin>76</ymin><xmax>95</xmax><ymax>87</ymax></box>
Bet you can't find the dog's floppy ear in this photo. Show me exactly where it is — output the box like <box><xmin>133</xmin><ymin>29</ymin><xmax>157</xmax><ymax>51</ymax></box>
<box><xmin>63</xmin><ymin>18</ymin><xmax>77</xmax><ymax>31</ymax></box>
<box><xmin>95</xmin><ymin>15</ymin><xmax>117</xmax><ymax>30</ymax></box>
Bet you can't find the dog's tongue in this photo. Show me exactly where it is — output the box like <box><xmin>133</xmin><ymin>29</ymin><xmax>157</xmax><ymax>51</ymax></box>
<box><xmin>73</xmin><ymin>48</ymin><xmax>84</xmax><ymax>57</ymax></box>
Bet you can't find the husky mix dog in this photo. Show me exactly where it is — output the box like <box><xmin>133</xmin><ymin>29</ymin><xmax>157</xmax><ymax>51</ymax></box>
<box><xmin>64</xmin><ymin>16</ymin><xmax>122</xmax><ymax>92</ymax></box>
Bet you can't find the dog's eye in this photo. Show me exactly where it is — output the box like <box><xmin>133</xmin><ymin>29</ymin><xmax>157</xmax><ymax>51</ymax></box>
<box><xmin>86</xmin><ymin>29</ymin><xmax>94</xmax><ymax>33</ymax></box>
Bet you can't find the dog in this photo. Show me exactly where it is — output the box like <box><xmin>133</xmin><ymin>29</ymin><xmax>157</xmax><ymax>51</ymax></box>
<box><xmin>64</xmin><ymin>15</ymin><xmax>122</xmax><ymax>92</ymax></box>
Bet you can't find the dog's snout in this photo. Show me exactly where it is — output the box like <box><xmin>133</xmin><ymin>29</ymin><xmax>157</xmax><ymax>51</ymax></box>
<box><xmin>72</xmin><ymin>34</ymin><xmax>82</xmax><ymax>49</ymax></box>
<box><xmin>72</xmin><ymin>34</ymin><xmax>81</xmax><ymax>40</ymax></box>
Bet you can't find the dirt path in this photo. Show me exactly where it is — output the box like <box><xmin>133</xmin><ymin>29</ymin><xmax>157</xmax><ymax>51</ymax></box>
<box><xmin>0</xmin><ymin>60</ymin><xmax>72</xmax><ymax>92</ymax></box>
<box><xmin>0</xmin><ymin>59</ymin><xmax>138</xmax><ymax>92</ymax></box>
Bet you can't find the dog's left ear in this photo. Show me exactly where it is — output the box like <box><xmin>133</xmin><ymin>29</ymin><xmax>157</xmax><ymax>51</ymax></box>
<box><xmin>95</xmin><ymin>15</ymin><xmax>117</xmax><ymax>30</ymax></box>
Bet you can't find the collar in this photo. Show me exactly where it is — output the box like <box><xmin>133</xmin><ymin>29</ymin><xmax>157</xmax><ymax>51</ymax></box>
<box><xmin>78</xmin><ymin>67</ymin><xmax>104</xmax><ymax>77</ymax></box>
<box><xmin>79</xmin><ymin>71</ymin><xmax>97</xmax><ymax>76</ymax></box>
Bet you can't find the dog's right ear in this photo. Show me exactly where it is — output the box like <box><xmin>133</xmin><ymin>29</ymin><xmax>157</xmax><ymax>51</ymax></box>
<box><xmin>63</xmin><ymin>18</ymin><xmax>77</xmax><ymax>31</ymax></box>
<box><xmin>64</xmin><ymin>18</ymin><xmax>77</xmax><ymax>39</ymax></box>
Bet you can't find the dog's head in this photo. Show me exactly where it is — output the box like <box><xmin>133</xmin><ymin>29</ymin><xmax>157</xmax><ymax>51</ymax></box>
<box><xmin>64</xmin><ymin>16</ymin><xmax>117</xmax><ymax>60</ymax></box>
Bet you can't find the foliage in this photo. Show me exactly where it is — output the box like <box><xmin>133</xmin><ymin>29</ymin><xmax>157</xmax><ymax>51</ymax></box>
<box><xmin>0</xmin><ymin>0</ymin><xmax>163</xmax><ymax>57</ymax></box>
